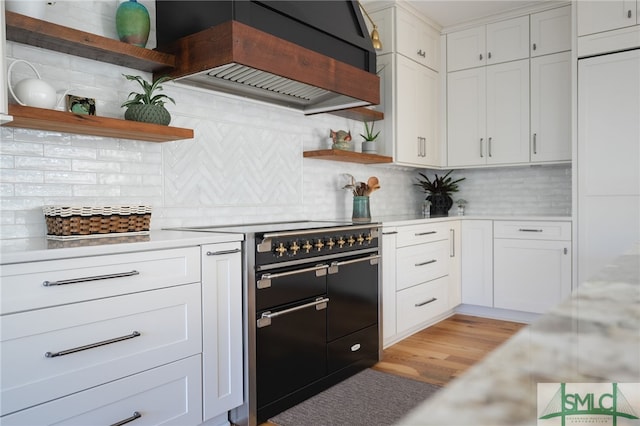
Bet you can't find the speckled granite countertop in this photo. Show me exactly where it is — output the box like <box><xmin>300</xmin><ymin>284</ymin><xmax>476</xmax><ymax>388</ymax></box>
<box><xmin>398</xmin><ymin>244</ymin><xmax>640</xmax><ymax>426</ymax></box>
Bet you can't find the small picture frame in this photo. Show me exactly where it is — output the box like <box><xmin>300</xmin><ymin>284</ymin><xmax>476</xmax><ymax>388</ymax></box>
<box><xmin>66</xmin><ymin>95</ymin><xmax>96</xmax><ymax>115</ymax></box>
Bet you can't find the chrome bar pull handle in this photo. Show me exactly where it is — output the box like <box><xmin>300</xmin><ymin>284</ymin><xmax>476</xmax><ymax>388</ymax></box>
<box><xmin>43</xmin><ymin>270</ymin><xmax>139</xmax><ymax>287</ymax></box>
<box><xmin>518</xmin><ymin>228</ymin><xmax>543</xmax><ymax>233</ymax></box>
<box><xmin>479</xmin><ymin>53</ymin><xmax>483</xmax><ymax>61</ymax></box>
<box><xmin>628</xmin><ymin>9</ymin><xmax>632</xmax><ymax>18</ymax></box>
<box><xmin>415</xmin><ymin>231</ymin><xmax>436</xmax><ymax>236</ymax></box>
<box><xmin>206</xmin><ymin>248</ymin><xmax>241</xmax><ymax>256</ymax></box>
<box><xmin>257</xmin><ymin>298</ymin><xmax>329</xmax><ymax>328</ymax></box>
<box><xmin>533</xmin><ymin>133</ymin><xmax>537</xmax><ymax>155</ymax></box>
<box><xmin>111</xmin><ymin>412</ymin><xmax>142</xmax><ymax>426</ymax></box>
<box><xmin>415</xmin><ymin>297</ymin><xmax>437</xmax><ymax>307</ymax></box>
<box><xmin>488</xmin><ymin>52</ymin><xmax>492</xmax><ymax>59</ymax></box>
<box><xmin>45</xmin><ymin>331</ymin><xmax>141</xmax><ymax>358</ymax></box>
<box><xmin>415</xmin><ymin>259</ymin><xmax>437</xmax><ymax>267</ymax></box>
<box><xmin>488</xmin><ymin>137</ymin><xmax>492</xmax><ymax>157</ymax></box>
<box><xmin>450</xmin><ymin>228</ymin><xmax>455</xmax><ymax>257</ymax></box>
<box><xmin>480</xmin><ymin>138</ymin><xmax>484</xmax><ymax>158</ymax></box>
<box><xmin>532</xmin><ymin>43</ymin><xmax>537</xmax><ymax>51</ymax></box>
<box><xmin>258</xmin><ymin>264</ymin><xmax>328</xmax><ymax>289</ymax></box>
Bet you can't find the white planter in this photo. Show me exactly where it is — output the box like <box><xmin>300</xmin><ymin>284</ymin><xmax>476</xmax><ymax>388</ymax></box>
<box><xmin>362</xmin><ymin>141</ymin><xmax>378</xmax><ymax>154</ymax></box>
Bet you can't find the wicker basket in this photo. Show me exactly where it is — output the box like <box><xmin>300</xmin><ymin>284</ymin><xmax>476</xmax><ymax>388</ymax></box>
<box><xmin>43</xmin><ymin>205</ymin><xmax>152</xmax><ymax>238</ymax></box>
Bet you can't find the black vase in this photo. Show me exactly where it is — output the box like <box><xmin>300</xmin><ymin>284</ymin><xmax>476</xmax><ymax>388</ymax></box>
<box><xmin>427</xmin><ymin>194</ymin><xmax>453</xmax><ymax>217</ymax></box>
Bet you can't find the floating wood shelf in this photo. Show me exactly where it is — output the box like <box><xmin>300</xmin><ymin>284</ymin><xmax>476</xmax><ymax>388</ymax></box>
<box><xmin>303</xmin><ymin>149</ymin><xmax>392</xmax><ymax>164</ymax></box>
<box><xmin>328</xmin><ymin>107</ymin><xmax>384</xmax><ymax>122</ymax></box>
<box><xmin>3</xmin><ymin>104</ymin><xmax>194</xmax><ymax>143</ymax></box>
<box><xmin>5</xmin><ymin>11</ymin><xmax>175</xmax><ymax>72</ymax></box>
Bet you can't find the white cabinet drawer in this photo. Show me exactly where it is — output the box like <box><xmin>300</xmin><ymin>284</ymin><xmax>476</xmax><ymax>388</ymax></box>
<box><xmin>0</xmin><ymin>284</ymin><xmax>202</xmax><ymax>416</ymax></box>
<box><xmin>493</xmin><ymin>221</ymin><xmax>571</xmax><ymax>241</ymax></box>
<box><xmin>1</xmin><ymin>355</ymin><xmax>202</xmax><ymax>426</ymax></box>
<box><xmin>396</xmin><ymin>222</ymin><xmax>451</xmax><ymax>247</ymax></box>
<box><xmin>397</xmin><ymin>276</ymin><xmax>449</xmax><ymax>333</ymax></box>
<box><xmin>397</xmin><ymin>239</ymin><xmax>449</xmax><ymax>291</ymax></box>
<box><xmin>1</xmin><ymin>247</ymin><xmax>200</xmax><ymax>314</ymax></box>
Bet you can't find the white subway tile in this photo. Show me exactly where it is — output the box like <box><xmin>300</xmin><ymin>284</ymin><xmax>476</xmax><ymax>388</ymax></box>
<box><xmin>45</xmin><ymin>171</ymin><xmax>97</xmax><ymax>185</ymax></box>
<box><xmin>16</xmin><ymin>156</ymin><xmax>72</xmax><ymax>171</ymax></box>
<box><xmin>1</xmin><ymin>169</ymin><xmax>44</xmax><ymax>183</ymax></box>
<box><xmin>15</xmin><ymin>184</ymin><xmax>73</xmax><ymax>197</ymax></box>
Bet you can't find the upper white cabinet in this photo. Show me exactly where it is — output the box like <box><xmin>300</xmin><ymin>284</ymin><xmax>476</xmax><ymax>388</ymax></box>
<box><xmin>530</xmin><ymin>5</ymin><xmax>571</xmax><ymax>56</ymax></box>
<box><xmin>396</xmin><ymin>7</ymin><xmax>441</xmax><ymax>71</ymax></box>
<box><xmin>447</xmin><ymin>59</ymin><xmax>530</xmax><ymax>167</ymax></box>
<box><xmin>576</xmin><ymin>0</ymin><xmax>640</xmax><ymax>57</ymax></box>
<box><xmin>447</xmin><ymin>16</ymin><xmax>529</xmax><ymax>72</ymax></box>
<box><xmin>577</xmin><ymin>0</ymin><xmax>638</xmax><ymax>36</ymax></box>
<box><xmin>371</xmin><ymin>4</ymin><xmax>444</xmax><ymax>168</ymax></box>
<box><xmin>394</xmin><ymin>54</ymin><xmax>440</xmax><ymax>167</ymax></box>
<box><xmin>530</xmin><ymin>51</ymin><xmax>571</xmax><ymax>163</ymax></box>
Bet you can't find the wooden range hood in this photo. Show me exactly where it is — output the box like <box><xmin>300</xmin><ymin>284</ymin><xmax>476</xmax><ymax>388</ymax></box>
<box><xmin>154</xmin><ymin>1</ymin><xmax>380</xmax><ymax>115</ymax></box>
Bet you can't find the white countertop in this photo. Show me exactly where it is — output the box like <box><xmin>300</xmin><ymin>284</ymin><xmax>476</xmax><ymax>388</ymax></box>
<box><xmin>0</xmin><ymin>230</ymin><xmax>244</xmax><ymax>264</ymax></box>
<box><xmin>377</xmin><ymin>214</ymin><xmax>572</xmax><ymax>227</ymax></box>
<box><xmin>398</xmin><ymin>244</ymin><xmax>640</xmax><ymax>426</ymax></box>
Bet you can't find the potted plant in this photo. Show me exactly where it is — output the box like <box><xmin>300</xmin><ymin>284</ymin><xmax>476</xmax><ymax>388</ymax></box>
<box><xmin>360</xmin><ymin>121</ymin><xmax>380</xmax><ymax>153</ymax></box>
<box><xmin>121</xmin><ymin>74</ymin><xmax>175</xmax><ymax>125</ymax></box>
<box><xmin>415</xmin><ymin>170</ymin><xmax>465</xmax><ymax>217</ymax></box>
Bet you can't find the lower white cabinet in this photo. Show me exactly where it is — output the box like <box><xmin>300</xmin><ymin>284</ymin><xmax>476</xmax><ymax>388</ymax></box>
<box><xmin>201</xmin><ymin>242</ymin><xmax>243</xmax><ymax>422</ymax></box>
<box><xmin>493</xmin><ymin>221</ymin><xmax>572</xmax><ymax>314</ymax></box>
<box><xmin>382</xmin><ymin>221</ymin><xmax>460</xmax><ymax>347</ymax></box>
<box><xmin>1</xmin><ymin>240</ymin><xmax>244</xmax><ymax>425</ymax></box>
<box><xmin>461</xmin><ymin>220</ymin><xmax>493</xmax><ymax>307</ymax></box>
<box><xmin>1</xmin><ymin>356</ymin><xmax>202</xmax><ymax>426</ymax></box>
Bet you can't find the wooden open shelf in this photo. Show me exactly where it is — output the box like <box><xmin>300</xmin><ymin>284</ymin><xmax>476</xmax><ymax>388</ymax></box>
<box><xmin>3</xmin><ymin>104</ymin><xmax>194</xmax><ymax>143</ymax></box>
<box><xmin>303</xmin><ymin>149</ymin><xmax>392</xmax><ymax>164</ymax></box>
<box><xmin>328</xmin><ymin>107</ymin><xmax>384</xmax><ymax>122</ymax></box>
<box><xmin>5</xmin><ymin>11</ymin><xmax>175</xmax><ymax>72</ymax></box>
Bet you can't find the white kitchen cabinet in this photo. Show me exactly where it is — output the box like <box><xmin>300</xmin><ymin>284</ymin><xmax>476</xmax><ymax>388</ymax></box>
<box><xmin>493</xmin><ymin>221</ymin><xmax>572</xmax><ymax>314</ymax></box>
<box><xmin>201</xmin><ymin>242</ymin><xmax>243</xmax><ymax>422</ymax></box>
<box><xmin>530</xmin><ymin>5</ymin><xmax>571</xmax><ymax>57</ymax></box>
<box><xmin>0</xmin><ymin>240</ymin><xmax>244</xmax><ymax>424</ymax></box>
<box><xmin>447</xmin><ymin>16</ymin><xmax>529</xmax><ymax>72</ymax></box>
<box><xmin>370</xmin><ymin>4</ymin><xmax>443</xmax><ymax>168</ymax></box>
<box><xmin>1</xmin><ymin>356</ymin><xmax>202</xmax><ymax>426</ymax></box>
<box><xmin>577</xmin><ymin>50</ymin><xmax>640</xmax><ymax>285</ymax></box>
<box><xmin>530</xmin><ymin>51</ymin><xmax>571</xmax><ymax>163</ymax></box>
<box><xmin>447</xmin><ymin>59</ymin><xmax>530</xmax><ymax>167</ymax></box>
<box><xmin>381</xmin><ymin>221</ymin><xmax>460</xmax><ymax>347</ymax></box>
<box><xmin>460</xmin><ymin>220</ymin><xmax>493</xmax><ymax>307</ymax></box>
<box><xmin>395</xmin><ymin>6</ymin><xmax>440</xmax><ymax>71</ymax></box>
<box><xmin>577</xmin><ymin>0</ymin><xmax>638</xmax><ymax>37</ymax></box>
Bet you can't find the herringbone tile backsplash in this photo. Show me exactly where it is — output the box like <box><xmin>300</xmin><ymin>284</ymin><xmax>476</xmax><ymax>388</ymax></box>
<box><xmin>0</xmin><ymin>3</ymin><xmax>571</xmax><ymax>239</ymax></box>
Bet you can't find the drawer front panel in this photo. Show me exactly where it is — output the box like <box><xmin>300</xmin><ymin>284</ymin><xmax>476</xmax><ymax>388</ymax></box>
<box><xmin>397</xmin><ymin>277</ymin><xmax>449</xmax><ymax>334</ymax></box>
<box><xmin>1</xmin><ymin>355</ymin><xmax>202</xmax><ymax>426</ymax></box>
<box><xmin>396</xmin><ymin>222</ymin><xmax>451</xmax><ymax>247</ymax></box>
<box><xmin>327</xmin><ymin>325</ymin><xmax>379</xmax><ymax>374</ymax></box>
<box><xmin>1</xmin><ymin>247</ymin><xmax>200</xmax><ymax>314</ymax></box>
<box><xmin>493</xmin><ymin>221</ymin><xmax>571</xmax><ymax>240</ymax></box>
<box><xmin>397</xmin><ymin>239</ymin><xmax>450</xmax><ymax>291</ymax></box>
<box><xmin>0</xmin><ymin>284</ymin><xmax>201</xmax><ymax>416</ymax></box>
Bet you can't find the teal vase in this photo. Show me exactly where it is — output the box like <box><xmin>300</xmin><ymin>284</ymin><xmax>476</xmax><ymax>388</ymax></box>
<box><xmin>116</xmin><ymin>0</ymin><xmax>150</xmax><ymax>48</ymax></box>
<box><xmin>352</xmin><ymin>196</ymin><xmax>372</xmax><ymax>223</ymax></box>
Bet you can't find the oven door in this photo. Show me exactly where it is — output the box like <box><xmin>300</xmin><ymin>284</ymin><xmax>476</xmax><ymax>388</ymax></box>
<box><xmin>256</xmin><ymin>296</ymin><xmax>328</xmax><ymax>409</ymax></box>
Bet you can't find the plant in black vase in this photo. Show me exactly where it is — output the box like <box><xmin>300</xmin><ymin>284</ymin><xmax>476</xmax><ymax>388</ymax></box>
<box><xmin>415</xmin><ymin>170</ymin><xmax>465</xmax><ymax>217</ymax></box>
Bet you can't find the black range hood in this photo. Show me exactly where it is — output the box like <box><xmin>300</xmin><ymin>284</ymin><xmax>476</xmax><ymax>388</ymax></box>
<box><xmin>154</xmin><ymin>1</ymin><xmax>380</xmax><ymax>114</ymax></box>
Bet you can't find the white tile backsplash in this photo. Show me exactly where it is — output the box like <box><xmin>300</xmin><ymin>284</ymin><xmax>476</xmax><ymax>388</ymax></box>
<box><xmin>0</xmin><ymin>2</ymin><xmax>572</xmax><ymax>239</ymax></box>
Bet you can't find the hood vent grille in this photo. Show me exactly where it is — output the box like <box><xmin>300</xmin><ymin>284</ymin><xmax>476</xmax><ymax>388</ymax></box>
<box><xmin>209</xmin><ymin>63</ymin><xmax>331</xmax><ymax>102</ymax></box>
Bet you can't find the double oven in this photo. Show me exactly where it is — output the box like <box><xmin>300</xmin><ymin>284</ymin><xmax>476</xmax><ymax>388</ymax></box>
<box><xmin>178</xmin><ymin>221</ymin><xmax>381</xmax><ymax>425</ymax></box>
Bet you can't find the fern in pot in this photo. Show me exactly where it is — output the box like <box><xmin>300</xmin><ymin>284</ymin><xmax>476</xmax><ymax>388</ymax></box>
<box><xmin>415</xmin><ymin>170</ymin><xmax>465</xmax><ymax>217</ymax></box>
<box><xmin>121</xmin><ymin>74</ymin><xmax>175</xmax><ymax>125</ymax></box>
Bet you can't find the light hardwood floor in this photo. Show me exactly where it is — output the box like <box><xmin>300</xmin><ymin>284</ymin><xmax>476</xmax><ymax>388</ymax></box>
<box><xmin>373</xmin><ymin>314</ymin><xmax>526</xmax><ymax>386</ymax></box>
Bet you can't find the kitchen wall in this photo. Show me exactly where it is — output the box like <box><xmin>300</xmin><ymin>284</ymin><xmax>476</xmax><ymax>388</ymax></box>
<box><xmin>0</xmin><ymin>1</ymin><xmax>571</xmax><ymax>240</ymax></box>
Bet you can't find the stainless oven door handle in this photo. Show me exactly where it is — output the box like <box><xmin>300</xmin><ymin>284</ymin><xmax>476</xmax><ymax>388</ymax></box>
<box><xmin>329</xmin><ymin>254</ymin><xmax>381</xmax><ymax>274</ymax></box>
<box><xmin>257</xmin><ymin>297</ymin><xmax>329</xmax><ymax>328</ymax></box>
<box><xmin>257</xmin><ymin>264</ymin><xmax>329</xmax><ymax>289</ymax></box>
